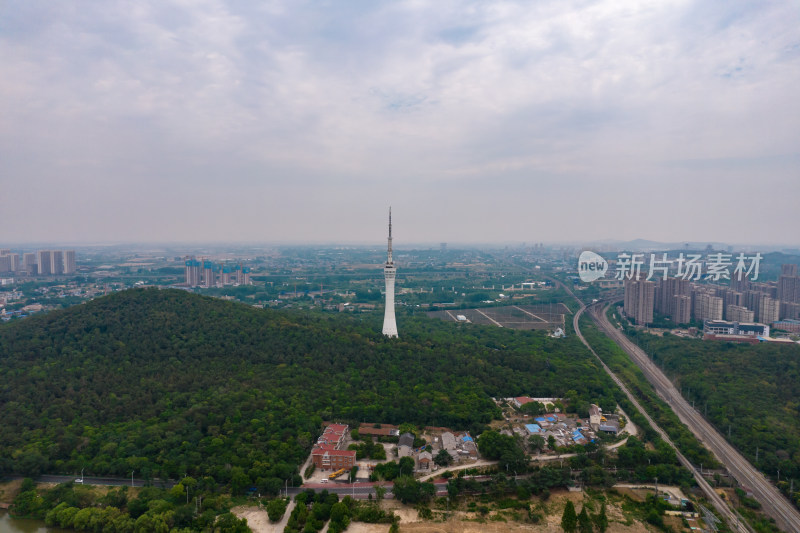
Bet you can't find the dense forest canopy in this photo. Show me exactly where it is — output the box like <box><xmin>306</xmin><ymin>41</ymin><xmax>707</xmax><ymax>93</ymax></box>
<box><xmin>0</xmin><ymin>288</ymin><xmax>620</xmax><ymax>492</ymax></box>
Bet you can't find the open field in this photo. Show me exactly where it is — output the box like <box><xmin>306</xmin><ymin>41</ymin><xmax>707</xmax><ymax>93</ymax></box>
<box><xmin>428</xmin><ymin>304</ymin><xmax>569</xmax><ymax>330</ymax></box>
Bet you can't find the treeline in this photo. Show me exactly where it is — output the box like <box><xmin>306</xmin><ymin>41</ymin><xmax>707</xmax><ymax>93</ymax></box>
<box><xmin>624</xmin><ymin>328</ymin><xmax>800</xmax><ymax>508</ymax></box>
<box><xmin>0</xmin><ymin>288</ymin><xmax>622</xmax><ymax>497</ymax></box>
<box><xmin>12</xmin><ymin>478</ymin><xmax>248</xmax><ymax>532</ymax></box>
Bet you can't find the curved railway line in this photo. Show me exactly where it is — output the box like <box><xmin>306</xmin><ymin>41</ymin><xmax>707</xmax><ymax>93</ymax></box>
<box><xmin>570</xmin><ymin>302</ymin><xmax>753</xmax><ymax>532</ymax></box>
<box><xmin>585</xmin><ymin>301</ymin><xmax>800</xmax><ymax>533</ymax></box>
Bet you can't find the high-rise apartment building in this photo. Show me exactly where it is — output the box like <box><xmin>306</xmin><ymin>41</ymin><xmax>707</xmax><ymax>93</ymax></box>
<box><xmin>749</xmin><ymin>282</ymin><xmax>778</xmax><ymax>298</ymax></box>
<box><xmin>655</xmin><ymin>278</ymin><xmax>691</xmax><ymax>319</ymax></box>
<box><xmin>50</xmin><ymin>250</ymin><xmax>64</xmax><ymax>275</ymax></box>
<box><xmin>624</xmin><ymin>277</ymin><xmax>655</xmax><ymax>325</ymax></box>
<box><xmin>23</xmin><ymin>253</ymin><xmax>36</xmax><ymax>275</ymax></box>
<box><xmin>185</xmin><ymin>257</ymin><xmax>251</xmax><ymax>287</ymax></box>
<box><xmin>694</xmin><ymin>291</ymin><xmax>723</xmax><ymax>321</ymax></box>
<box><xmin>37</xmin><ymin>250</ymin><xmax>52</xmax><ymax>275</ymax></box>
<box><xmin>203</xmin><ymin>260</ymin><xmax>214</xmax><ymax>288</ymax></box>
<box><xmin>780</xmin><ymin>301</ymin><xmax>800</xmax><ymax>321</ymax></box>
<box><xmin>727</xmin><ymin>305</ymin><xmax>755</xmax><ymax>323</ymax></box>
<box><xmin>730</xmin><ymin>271</ymin><xmax>750</xmax><ymax>292</ymax></box>
<box><xmin>673</xmin><ymin>295</ymin><xmax>692</xmax><ymax>324</ymax></box>
<box><xmin>63</xmin><ymin>250</ymin><xmax>76</xmax><ymax>274</ymax></box>
<box><xmin>757</xmin><ymin>295</ymin><xmax>780</xmax><ymax>324</ymax></box>
<box><xmin>184</xmin><ymin>257</ymin><xmax>202</xmax><ymax>287</ymax></box>
<box><xmin>0</xmin><ymin>255</ymin><xmax>11</xmax><ymax>273</ymax></box>
<box><xmin>778</xmin><ymin>264</ymin><xmax>800</xmax><ymax>308</ymax></box>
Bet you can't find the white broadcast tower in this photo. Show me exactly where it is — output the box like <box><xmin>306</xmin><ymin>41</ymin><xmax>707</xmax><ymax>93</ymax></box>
<box><xmin>382</xmin><ymin>208</ymin><xmax>398</xmax><ymax>338</ymax></box>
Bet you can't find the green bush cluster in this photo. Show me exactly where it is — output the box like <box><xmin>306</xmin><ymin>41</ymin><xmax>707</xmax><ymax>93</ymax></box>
<box><xmin>13</xmin><ymin>480</ymin><xmax>246</xmax><ymax>533</ymax></box>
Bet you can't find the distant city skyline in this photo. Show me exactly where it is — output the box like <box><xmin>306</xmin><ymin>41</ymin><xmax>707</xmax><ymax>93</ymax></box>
<box><xmin>2</xmin><ymin>239</ymin><xmax>800</xmax><ymax>252</ymax></box>
<box><xmin>1</xmin><ymin>1</ymin><xmax>798</xmax><ymax>244</ymax></box>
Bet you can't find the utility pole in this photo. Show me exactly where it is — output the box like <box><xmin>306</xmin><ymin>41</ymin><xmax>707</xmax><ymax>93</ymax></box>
<box><xmin>131</xmin><ymin>471</ymin><xmax>135</xmax><ymax>488</ymax></box>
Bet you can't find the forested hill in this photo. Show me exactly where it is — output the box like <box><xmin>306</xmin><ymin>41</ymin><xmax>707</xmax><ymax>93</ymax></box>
<box><xmin>0</xmin><ymin>288</ymin><xmax>616</xmax><ymax>491</ymax></box>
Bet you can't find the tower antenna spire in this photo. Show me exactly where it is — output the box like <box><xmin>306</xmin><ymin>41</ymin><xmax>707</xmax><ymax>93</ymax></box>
<box><xmin>387</xmin><ymin>207</ymin><xmax>393</xmax><ymax>263</ymax></box>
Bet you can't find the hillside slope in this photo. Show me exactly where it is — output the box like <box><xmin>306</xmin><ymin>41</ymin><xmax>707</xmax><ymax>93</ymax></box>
<box><xmin>0</xmin><ymin>288</ymin><xmax>616</xmax><ymax>491</ymax></box>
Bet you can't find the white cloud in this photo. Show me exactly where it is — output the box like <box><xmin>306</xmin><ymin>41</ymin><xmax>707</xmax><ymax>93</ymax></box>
<box><xmin>0</xmin><ymin>0</ymin><xmax>798</xmax><ymax>243</ymax></box>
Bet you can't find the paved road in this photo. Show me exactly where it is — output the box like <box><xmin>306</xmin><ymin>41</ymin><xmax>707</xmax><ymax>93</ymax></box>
<box><xmin>588</xmin><ymin>301</ymin><xmax>800</xmax><ymax>533</ymax></box>
<box><xmin>294</xmin><ymin>480</ymin><xmax>451</xmax><ymax>499</ymax></box>
<box><xmin>568</xmin><ymin>301</ymin><xmax>753</xmax><ymax>533</ymax></box>
<box><xmin>418</xmin><ymin>460</ymin><xmax>497</xmax><ymax>482</ymax></box>
<box><xmin>26</xmin><ymin>474</ymin><xmax>176</xmax><ymax>489</ymax></box>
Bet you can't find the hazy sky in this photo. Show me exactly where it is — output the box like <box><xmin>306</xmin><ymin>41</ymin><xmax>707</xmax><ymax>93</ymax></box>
<box><xmin>2</xmin><ymin>0</ymin><xmax>799</xmax><ymax>245</ymax></box>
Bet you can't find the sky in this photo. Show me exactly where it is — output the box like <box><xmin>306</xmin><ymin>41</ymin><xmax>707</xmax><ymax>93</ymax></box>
<box><xmin>1</xmin><ymin>0</ymin><xmax>799</xmax><ymax>246</ymax></box>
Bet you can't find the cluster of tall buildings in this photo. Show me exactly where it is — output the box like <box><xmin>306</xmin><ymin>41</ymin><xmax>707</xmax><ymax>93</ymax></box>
<box><xmin>623</xmin><ymin>263</ymin><xmax>800</xmax><ymax>327</ymax></box>
<box><xmin>183</xmin><ymin>256</ymin><xmax>251</xmax><ymax>288</ymax></box>
<box><xmin>0</xmin><ymin>249</ymin><xmax>76</xmax><ymax>276</ymax></box>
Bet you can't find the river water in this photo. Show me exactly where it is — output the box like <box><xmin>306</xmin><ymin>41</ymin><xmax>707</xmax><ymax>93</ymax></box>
<box><xmin>0</xmin><ymin>510</ymin><xmax>66</xmax><ymax>533</ymax></box>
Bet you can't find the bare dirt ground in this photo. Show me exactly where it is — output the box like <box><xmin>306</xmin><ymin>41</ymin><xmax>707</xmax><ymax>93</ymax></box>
<box><xmin>234</xmin><ymin>490</ymin><xmax>658</xmax><ymax>533</ymax></box>
<box><xmin>394</xmin><ymin>492</ymin><xmax>649</xmax><ymax>533</ymax></box>
<box><xmin>369</xmin><ymin>492</ymin><xmax>652</xmax><ymax>533</ymax></box>
<box><xmin>0</xmin><ymin>479</ymin><xmax>23</xmax><ymax>505</ymax></box>
<box><xmin>232</xmin><ymin>500</ymin><xmax>295</xmax><ymax>533</ymax></box>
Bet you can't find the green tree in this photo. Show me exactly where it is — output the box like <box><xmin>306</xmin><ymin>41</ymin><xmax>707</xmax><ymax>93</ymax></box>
<box><xmin>329</xmin><ymin>501</ymin><xmax>350</xmax><ymax>531</ymax></box>
<box><xmin>398</xmin><ymin>456</ymin><xmax>415</xmax><ymax>476</ymax></box>
<box><xmin>398</xmin><ymin>423</ymin><xmax>418</xmax><ymax>437</ymax></box>
<box><xmin>578</xmin><ymin>505</ymin><xmax>592</xmax><ymax>533</ymax></box>
<box><xmin>592</xmin><ymin>501</ymin><xmax>608</xmax><ymax>533</ymax></box>
<box><xmin>12</xmin><ymin>488</ymin><xmax>44</xmax><ymax>518</ymax></box>
<box><xmin>392</xmin><ymin>476</ymin><xmax>435</xmax><ymax>505</ymax></box>
<box><xmin>230</xmin><ymin>467</ymin><xmax>251</xmax><ymax>495</ymax></box>
<box><xmin>529</xmin><ymin>434</ymin><xmax>546</xmax><ymax>453</ymax></box>
<box><xmin>561</xmin><ymin>501</ymin><xmax>577</xmax><ymax>533</ymax></box>
<box><xmin>266</xmin><ymin>498</ymin><xmax>288</xmax><ymax>522</ymax></box>
<box><xmin>216</xmin><ymin>512</ymin><xmax>249</xmax><ymax>532</ymax></box>
<box><xmin>520</xmin><ymin>401</ymin><xmax>546</xmax><ymax>416</ymax></box>
<box><xmin>434</xmin><ymin>449</ymin><xmax>452</xmax><ymax>467</ymax></box>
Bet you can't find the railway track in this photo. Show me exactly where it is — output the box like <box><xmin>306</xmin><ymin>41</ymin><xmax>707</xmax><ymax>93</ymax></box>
<box><xmin>587</xmin><ymin>302</ymin><xmax>800</xmax><ymax>533</ymax></box>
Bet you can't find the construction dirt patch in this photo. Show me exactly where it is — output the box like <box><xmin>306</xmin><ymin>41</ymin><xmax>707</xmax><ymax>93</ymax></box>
<box><xmin>0</xmin><ymin>479</ymin><xmax>24</xmax><ymax>505</ymax></box>
<box><xmin>235</xmin><ymin>490</ymin><xmax>657</xmax><ymax>533</ymax></box>
<box><xmin>232</xmin><ymin>506</ymin><xmax>276</xmax><ymax>533</ymax></box>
